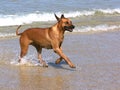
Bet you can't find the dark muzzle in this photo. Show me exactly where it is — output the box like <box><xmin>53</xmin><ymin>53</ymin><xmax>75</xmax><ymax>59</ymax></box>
<box><xmin>64</xmin><ymin>25</ymin><xmax>75</xmax><ymax>32</ymax></box>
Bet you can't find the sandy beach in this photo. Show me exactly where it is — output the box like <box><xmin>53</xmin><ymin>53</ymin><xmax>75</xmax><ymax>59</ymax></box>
<box><xmin>0</xmin><ymin>30</ymin><xmax>120</xmax><ymax>90</ymax></box>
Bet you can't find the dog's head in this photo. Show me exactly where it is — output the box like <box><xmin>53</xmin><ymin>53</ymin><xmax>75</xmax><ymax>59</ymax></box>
<box><xmin>55</xmin><ymin>14</ymin><xmax>75</xmax><ymax>32</ymax></box>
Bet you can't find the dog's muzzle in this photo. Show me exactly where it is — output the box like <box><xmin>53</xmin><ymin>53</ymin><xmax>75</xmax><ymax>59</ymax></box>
<box><xmin>64</xmin><ymin>25</ymin><xmax>75</xmax><ymax>32</ymax></box>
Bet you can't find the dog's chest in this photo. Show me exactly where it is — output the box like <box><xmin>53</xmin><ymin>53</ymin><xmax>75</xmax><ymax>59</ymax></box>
<box><xmin>37</xmin><ymin>40</ymin><xmax>52</xmax><ymax>49</ymax></box>
<box><xmin>42</xmin><ymin>44</ymin><xmax>52</xmax><ymax>49</ymax></box>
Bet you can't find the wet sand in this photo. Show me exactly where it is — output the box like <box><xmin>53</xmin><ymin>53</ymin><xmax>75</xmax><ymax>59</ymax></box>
<box><xmin>0</xmin><ymin>31</ymin><xmax>120</xmax><ymax>90</ymax></box>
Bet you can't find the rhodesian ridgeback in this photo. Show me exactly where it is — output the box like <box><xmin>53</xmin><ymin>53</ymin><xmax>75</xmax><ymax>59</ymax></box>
<box><xmin>16</xmin><ymin>14</ymin><xmax>75</xmax><ymax>68</ymax></box>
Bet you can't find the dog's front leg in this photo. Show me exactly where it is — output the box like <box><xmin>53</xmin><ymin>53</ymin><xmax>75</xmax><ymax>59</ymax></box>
<box><xmin>34</xmin><ymin>45</ymin><xmax>48</xmax><ymax>67</ymax></box>
<box><xmin>55</xmin><ymin>47</ymin><xmax>63</xmax><ymax>64</ymax></box>
<box><xmin>55</xmin><ymin>47</ymin><xmax>68</xmax><ymax>64</ymax></box>
<box><xmin>37</xmin><ymin>52</ymin><xmax>48</xmax><ymax>67</ymax></box>
<box><xmin>53</xmin><ymin>47</ymin><xmax>76</xmax><ymax>68</ymax></box>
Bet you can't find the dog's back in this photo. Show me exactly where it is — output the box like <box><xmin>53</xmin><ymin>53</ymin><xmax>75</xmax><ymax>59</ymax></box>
<box><xmin>20</xmin><ymin>28</ymin><xmax>52</xmax><ymax>49</ymax></box>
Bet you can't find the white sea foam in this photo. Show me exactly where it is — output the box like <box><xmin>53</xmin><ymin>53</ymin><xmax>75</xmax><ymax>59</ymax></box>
<box><xmin>10</xmin><ymin>56</ymin><xmax>48</xmax><ymax>66</ymax></box>
<box><xmin>75</xmin><ymin>25</ymin><xmax>120</xmax><ymax>32</ymax></box>
<box><xmin>96</xmin><ymin>8</ymin><xmax>120</xmax><ymax>14</ymax></box>
<box><xmin>10</xmin><ymin>55</ymin><xmax>50</xmax><ymax>67</ymax></box>
<box><xmin>0</xmin><ymin>33</ymin><xmax>16</xmax><ymax>38</ymax></box>
<box><xmin>0</xmin><ymin>25</ymin><xmax>120</xmax><ymax>38</ymax></box>
<box><xmin>0</xmin><ymin>13</ymin><xmax>56</xmax><ymax>26</ymax></box>
<box><xmin>0</xmin><ymin>8</ymin><xmax>120</xmax><ymax>27</ymax></box>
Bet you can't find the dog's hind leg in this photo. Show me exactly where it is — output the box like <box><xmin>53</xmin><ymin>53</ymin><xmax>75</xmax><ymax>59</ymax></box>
<box><xmin>55</xmin><ymin>57</ymin><xmax>63</xmax><ymax>64</ymax></box>
<box><xmin>18</xmin><ymin>37</ymin><xmax>29</xmax><ymax>62</ymax></box>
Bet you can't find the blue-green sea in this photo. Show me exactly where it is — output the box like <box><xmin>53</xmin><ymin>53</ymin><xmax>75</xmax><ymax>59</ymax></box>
<box><xmin>0</xmin><ymin>0</ymin><xmax>120</xmax><ymax>37</ymax></box>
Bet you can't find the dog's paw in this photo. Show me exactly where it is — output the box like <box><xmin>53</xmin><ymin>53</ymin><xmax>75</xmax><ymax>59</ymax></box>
<box><xmin>43</xmin><ymin>62</ymin><xmax>48</xmax><ymax>67</ymax></box>
<box><xmin>55</xmin><ymin>59</ymin><xmax>61</xmax><ymax>64</ymax></box>
<box><xmin>40</xmin><ymin>61</ymin><xmax>48</xmax><ymax>67</ymax></box>
<box><xmin>70</xmin><ymin>64</ymin><xmax>76</xmax><ymax>68</ymax></box>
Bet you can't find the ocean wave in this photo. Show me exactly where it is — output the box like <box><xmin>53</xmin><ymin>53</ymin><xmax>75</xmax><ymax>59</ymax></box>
<box><xmin>75</xmin><ymin>24</ymin><xmax>120</xmax><ymax>32</ymax></box>
<box><xmin>95</xmin><ymin>8</ymin><xmax>120</xmax><ymax>14</ymax></box>
<box><xmin>0</xmin><ymin>25</ymin><xmax>120</xmax><ymax>38</ymax></box>
<box><xmin>0</xmin><ymin>33</ymin><xmax>16</xmax><ymax>38</ymax></box>
<box><xmin>0</xmin><ymin>8</ymin><xmax>120</xmax><ymax>26</ymax></box>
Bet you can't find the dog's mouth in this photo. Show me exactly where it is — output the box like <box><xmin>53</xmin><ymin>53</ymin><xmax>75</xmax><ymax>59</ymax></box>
<box><xmin>64</xmin><ymin>25</ymin><xmax>75</xmax><ymax>32</ymax></box>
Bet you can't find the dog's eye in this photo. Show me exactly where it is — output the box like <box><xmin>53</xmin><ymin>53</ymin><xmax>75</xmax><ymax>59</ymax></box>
<box><xmin>65</xmin><ymin>22</ymin><xmax>69</xmax><ymax>24</ymax></box>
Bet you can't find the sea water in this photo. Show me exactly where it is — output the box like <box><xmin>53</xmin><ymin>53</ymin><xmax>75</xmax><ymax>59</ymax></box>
<box><xmin>0</xmin><ymin>0</ymin><xmax>120</xmax><ymax>65</ymax></box>
<box><xmin>0</xmin><ymin>0</ymin><xmax>120</xmax><ymax>38</ymax></box>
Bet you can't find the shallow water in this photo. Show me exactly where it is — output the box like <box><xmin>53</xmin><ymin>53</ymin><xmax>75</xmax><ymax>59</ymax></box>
<box><xmin>0</xmin><ymin>31</ymin><xmax>120</xmax><ymax>90</ymax></box>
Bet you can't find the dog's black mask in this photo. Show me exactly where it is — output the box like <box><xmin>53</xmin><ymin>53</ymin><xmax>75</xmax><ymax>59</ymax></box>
<box><xmin>64</xmin><ymin>25</ymin><xmax>75</xmax><ymax>32</ymax></box>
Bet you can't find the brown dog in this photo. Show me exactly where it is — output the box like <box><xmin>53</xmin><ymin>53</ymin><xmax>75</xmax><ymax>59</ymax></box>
<box><xmin>16</xmin><ymin>14</ymin><xmax>75</xmax><ymax>68</ymax></box>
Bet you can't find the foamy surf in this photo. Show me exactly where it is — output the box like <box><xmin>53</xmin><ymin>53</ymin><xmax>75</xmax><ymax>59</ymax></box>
<box><xmin>10</xmin><ymin>58</ymin><xmax>48</xmax><ymax>67</ymax></box>
<box><xmin>75</xmin><ymin>25</ymin><xmax>120</xmax><ymax>32</ymax></box>
<box><xmin>0</xmin><ymin>33</ymin><xmax>16</xmax><ymax>38</ymax></box>
<box><xmin>1</xmin><ymin>25</ymin><xmax>120</xmax><ymax>38</ymax></box>
<box><xmin>0</xmin><ymin>8</ymin><xmax>120</xmax><ymax>27</ymax></box>
<box><xmin>96</xmin><ymin>8</ymin><xmax>120</xmax><ymax>14</ymax></box>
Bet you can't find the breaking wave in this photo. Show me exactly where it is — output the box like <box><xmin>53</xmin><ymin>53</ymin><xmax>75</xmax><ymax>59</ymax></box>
<box><xmin>75</xmin><ymin>24</ymin><xmax>120</xmax><ymax>32</ymax></box>
<box><xmin>0</xmin><ymin>33</ymin><xmax>16</xmax><ymax>38</ymax></box>
<box><xmin>0</xmin><ymin>8</ymin><xmax>120</xmax><ymax>26</ymax></box>
<box><xmin>0</xmin><ymin>25</ymin><xmax>120</xmax><ymax>38</ymax></box>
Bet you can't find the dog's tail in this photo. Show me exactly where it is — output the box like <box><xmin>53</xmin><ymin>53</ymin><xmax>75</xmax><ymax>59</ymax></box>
<box><xmin>16</xmin><ymin>25</ymin><xmax>22</xmax><ymax>36</ymax></box>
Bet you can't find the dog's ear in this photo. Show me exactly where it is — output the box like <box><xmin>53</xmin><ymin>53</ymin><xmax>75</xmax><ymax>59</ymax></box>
<box><xmin>54</xmin><ymin>14</ymin><xmax>60</xmax><ymax>21</ymax></box>
<box><xmin>61</xmin><ymin>14</ymin><xmax>65</xmax><ymax>18</ymax></box>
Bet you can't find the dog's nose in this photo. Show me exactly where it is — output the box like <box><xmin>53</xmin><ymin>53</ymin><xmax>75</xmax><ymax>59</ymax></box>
<box><xmin>71</xmin><ymin>25</ymin><xmax>75</xmax><ymax>29</ymax></box>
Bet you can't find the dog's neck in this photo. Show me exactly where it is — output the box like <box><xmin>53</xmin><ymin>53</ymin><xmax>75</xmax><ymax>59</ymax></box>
<box><xmin>54</xmin><ymin>22</ymin><xmax>65</xmax><ymax>35</ymax></box>
<box><xmin>49</xmin><ymin>23</ymin><xmax>65</xmax><ymax>41</ymax></box>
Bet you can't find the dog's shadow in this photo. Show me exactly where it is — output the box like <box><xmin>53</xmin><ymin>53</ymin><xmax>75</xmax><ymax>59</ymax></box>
<box><xmin>48</xmin><ymin>61</ymin><xmax>76</xmax><ymax>71</ymax></box>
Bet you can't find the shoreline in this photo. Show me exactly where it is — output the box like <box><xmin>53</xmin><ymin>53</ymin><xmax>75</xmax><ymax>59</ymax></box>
<box><xmin>0</xmin><ymin>26</ymin><xmax>120</xmax><ymax>40</ymax></box>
